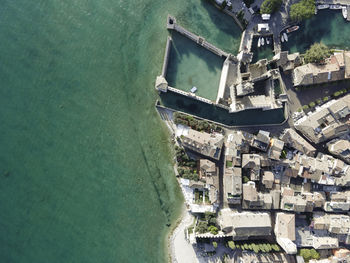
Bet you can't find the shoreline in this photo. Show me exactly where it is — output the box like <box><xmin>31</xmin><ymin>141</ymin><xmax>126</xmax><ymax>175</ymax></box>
<box><xmin>168</xmin><ymin>204</ymin><xmax>198</xmax><ymax>263</ymax></box>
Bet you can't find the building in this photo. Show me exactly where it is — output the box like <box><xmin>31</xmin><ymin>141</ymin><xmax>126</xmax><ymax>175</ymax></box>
<box><xmin>219</xmin><ymin>209</ymin><xmax>272</xmax><ymax>240</ymax></box>
<box><xmin>275</xmin><ymin>213</ymin><xmax>297</xmax><ymax>254</ymax></box>
<box><xmin>252</xmin><ymin>130</ymin><xmax>271</xmax><ymax>152</ymax></box>
<box><xmin>242</xmin><ymin>181</ymin><xmax>273</xmax><ymax>210</ymax></box>
<box><xmin>292</xmin><ymin>51</ymin><xmax>350</xmax><ymax>87</ymax></box>
<box><xmin>242</xmin><ymin>154</ymin><xmax>261</xmax><ymax>181</ymax></box>
<box><xmin>225</xmin><ymin>131</ymin><xmax>250</xmax><ymax>167</ymax></box>
<box><xmin>273</xmin><ymin>51</ymin><xmax>302</xmax><ymax>73</ymax></box>
<box><xmin>328</xmin><ymin>139</ymin><xmax>350</xmax><ymax>164</ymax></box>
<box><xmin>224</xmin><ymin>167</ymin><xmax>242</xmax><ymax>205</ymax></box>
<box><xmin>280</xmin><ymin>128</ymin><xmax>316</xmax><ymax>156</ymax></box>
<box><xmin>262</xmin><ymin>170</ymin><xmax>274</xmax><ymax>189</ymax></box>
<box><xmin>268</xmin><ymin>138</ymin><xmax>285</xmax><ymax>160</ymax></box>
<box><xmin>294</xmin><ymin>94</ymin><xmax>350</xmax><ymax>144</ymax></box>
<box><xmin>180</xmin><ymin>128</ymin><xmax>224</xmax><ymax>160</ymax></box>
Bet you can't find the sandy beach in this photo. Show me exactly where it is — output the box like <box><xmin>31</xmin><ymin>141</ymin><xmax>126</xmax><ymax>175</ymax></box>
<box><xmin>169</xmin><ymin>206</ymin><xmax>199</xmax><ymax>263</ymax></box>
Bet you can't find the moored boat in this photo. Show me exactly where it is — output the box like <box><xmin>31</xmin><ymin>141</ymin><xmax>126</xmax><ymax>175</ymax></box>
<box><xmin>342</xmin><ymin>6</ymin><xmax>348</xmax><ymax>19</ymax></box>
<box><xmin>261</xmin><ymin>37</ymin><xmax>265</xmax><ymax>46</ymax></box>
<box><xmin>283</xmin><ymin>32</ymin><xmax>288</xmax><ymax>42</ymax></box>
<box><xmin>330</xmin><ymin>4</ymin><xmax>342</xmax><ymax>9</ymax></box>
<box><xmin>281</xmin><ymin>34</ymin><xmax>284</xmax><ymax>43</ymax></box>
<box><xmin>286</xmin><ymin>25</ymin><xmax>299</xmax><ymax>33</ymax></box>
<box><xmin>266</xmin><ymin>37</ymin><xmax>270</xmax><ymax>45</ymax></box>
<box><xmin>190</xmin><ymin>86</ymin><xmax>197</xmax><ymax>93</ymax></box>
<box><xmin>317</xmin><ymin>4</ymin><xmax>329</xmax><ymax>9</ymax></box>
<box><xmin>258</xmin><ymin>37</ymin><xmax>261</xmax><ymax>47</ymax></box>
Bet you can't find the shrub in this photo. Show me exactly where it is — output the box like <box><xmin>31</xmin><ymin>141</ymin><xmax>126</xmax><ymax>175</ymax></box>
<box><xmin>196</xmin><ymin>221</ymin><xmax>208</xmax><ymax>233</ymax></box>
<box><xmin>212</xmin><ymin>241</ymin><xmax>218</xmax><ymax>249</ymax></box>
<box><xmin>334</xmin><ymin>91</ymin><xmax>341</xmax><ymax>97</ymax></box>
<box><xmin>226</xmin><ymin>160</ymin><xmax>233</xmax><ymax>168</ymax></box>
<box><xmin>260</xmin><ymin>0</ymin><xmax>282</xmax><ymax>14</ymax></box>
<box><xmin>304</xmin><ymin>43</ymin><xmax>331</xmax><ymax>64</ymax></box>
<box><xmin>242</xmin><ymin>175</ymin><xmax>250</xmax><ymax>184</ymax></box>
<box><xmin>309</xmin><ymin>101</ymin><xmax>316</xmax><ymax>108</ymax></box>
<box><xmin>290</xmin><ymin>0</ymin><xmax>315</xmax><ymax>21</ymax></box>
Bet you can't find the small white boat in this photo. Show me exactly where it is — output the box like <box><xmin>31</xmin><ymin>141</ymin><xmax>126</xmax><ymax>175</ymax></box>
<box><xmin>190</xmin><ymin>86</ymin><xmax>197</xmax><ymax>93</ymax></box>
<box><xmin>261</xmin><ymin>37</ymin><xmax>265</xmax><ymax>46</ymax></box>
<box><xmin>317</xmin><ymin>4</ymin><xmax>329</xmax><ymax>9</ymax></box>
<box><xmin>342</xmin><ymin>6</ymin><xmax>348</xmax><ymax>19</ymax></box>
<box><xmin>258</xmin><ymin>37</ymin><xmax>261</xmax><ymax>47</ymax></box>
<box><xmin>283</xmin><ymin>32</ymin><xmax>288</xmax><ymax>42</ymax></box>
<box><xmin>330</xmin><ymin>4</ymin><xmax>342</xmax><ymax>9</ymax></box>
<box><xmin>281</xmin><ymin>34</ymin><xmax>285</xmax><ymax>43</ymax></box>
<box><xmin>266</xmin><ymin>38</ymin><xmax>270</xmax><ymax>45</ymax></box>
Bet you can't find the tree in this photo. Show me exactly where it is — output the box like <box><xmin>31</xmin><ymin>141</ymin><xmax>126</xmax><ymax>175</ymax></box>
<box><xmin>272</xmin><ymin>244</ymin><xmax>280</xmax><ymax>252</ymax></box>
<box><xmin>260</xmin><ymin>0</ymin><xmax>283</xmax><ymax>14</ymax></box>
<box><xmin>212</xmin><ymin>241</ymin><xmax>218</xmax><ymax>249</ymax></box>
<box><xmin>310</xmin><ymin>249</ymin><xmax>320</xmax><ymax>260</ymax></box>
<box><xmin>227</xmin><ymin>241</ymin><xmax>235</xmax><ymax>250</ymax></box>
<box><xmin>299</xmin><ymin>248</ymin><xmax>312</xmax><ymax>262</ymax></box>
<box><xmin>196</xmin><ymin>221</ymin><xmax>208</xmax><ymax>233</ymax></box>
<box><xmin>208</xmin><ymin>225</ymin><xmax>218</xmax><ymax>235</ymax></box>
<box><xmin>252</xmin><ymin>244</ymin><xmax>259</xmax><ymax>253</ymax></box>
<box><xmin>290</xmin><ymin>0</ymin><xmax>315</xmax><ymax>21</ymax></box>
<box><xmin>304</xmin><ymin>43</ymin><xmax>332</xmax><ymax>64</ymax></box>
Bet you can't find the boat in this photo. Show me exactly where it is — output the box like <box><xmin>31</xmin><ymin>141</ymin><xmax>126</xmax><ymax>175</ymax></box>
<box><xmin>283</xmin><ymin>32</ymin><xmax>288</xmax><ymax>42</ymax></box>
<box><xmin>317</xmin><ymin>4</ymin><xmax>329</xmax><ymax>9</ymax></box>
<box><xmin>342</xmin><ymin>6</ymin><xmax>348</xmax><ymax>19</ymax></box>
<box><xmin>286</xmin><ymin>25</ymin><xmax>299</xmax><ymax>33</ymax></box>
<box><xmin>190</xmin><ymin>86</ymin><xmax>197</xmax><ymax>93</ymax></box>
<box><xmin>258</xmin><ymin>37</ymin><xmax>261</xmax><ymax>47</ymax></box>
<box><xmin>281</xmin><ymin>34</ymin><xmax>284</xmax><ymax>43</ymax></box>
<box><xmin>266</xmin><ymin>37</ymin><xmax>270</xmax><ymax>45</ymax></box>
<box><xmin>330</xmin><ymin>4</ymin><xmax>342</xmax><ymax>9</ymax></box>
<box><xmin>261</xmin><ymin>37</ymin><xmax>265</xmax><ymax>46</ymax></box>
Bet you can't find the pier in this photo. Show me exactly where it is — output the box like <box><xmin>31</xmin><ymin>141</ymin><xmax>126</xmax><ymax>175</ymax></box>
<box><xmin>167</xmin><ymin>15</ymin><xmax>230</xmax><ymax>58</ymax></box>
<box><xmin>161</xmin><ymin>36</ymin><xmax>172</xmax><ymax>78</ymax></box>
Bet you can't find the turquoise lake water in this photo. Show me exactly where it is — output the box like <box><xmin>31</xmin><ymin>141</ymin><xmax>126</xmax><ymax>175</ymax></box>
<box><xmin>0</xmin><ymin>0</ymin><xmax>245</xmax><ymax>262</ymax></box>
<box><xmin>166</xmin><ymin>32</ymin><xmax>225</xmax><ymax>101</ymax></box>
<box><xmin>283</xmin><ymin>9</ymin><xmax>350</xmax><ymax>53</ymax></box>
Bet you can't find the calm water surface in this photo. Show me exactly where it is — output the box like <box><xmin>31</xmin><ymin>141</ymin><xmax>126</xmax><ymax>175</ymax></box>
<box><xmin>0</xmin><ymin>0</ymin><xmax>245</xmax><ymax>262</ymax></box>
<box><xmin>283</xmin><ymin>9</ymin><xmax>350</xmax><ymax>53</ymax></box>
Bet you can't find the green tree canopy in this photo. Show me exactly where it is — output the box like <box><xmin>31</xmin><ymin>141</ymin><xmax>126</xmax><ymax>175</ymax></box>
<box><xmin>227</xmin><ymin>241</ymin><xmax>235</xmax><ymax>250</ymax></box>
<box><xmin>290</xmin><ymin>0</ymin><xmax>315</xmax><ymax>21</ymax></box>
<box><xmin>260</xmin><ymin>0</ymin><xmax>283</xmax><ymax>14</ymax></box>
<box><xmin>304</xmin><ymin>43</ymin><xmax>332</xmax><ymax>64</ymax></box>
<box><xmin>299</xmin><ymin>248</ymin><xmax>312</xmax><ymax>261</ymax></box>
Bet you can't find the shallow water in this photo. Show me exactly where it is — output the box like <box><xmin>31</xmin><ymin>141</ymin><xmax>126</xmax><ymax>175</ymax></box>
<box><xmin>166</xmin><ymin>32</ymin><xmax>225</xmax><ymax>101</ymax></box>
<box><xmin>283</xmin><ymin>9</ymin><xmax>350</xmax><ymax>53</ymax></box>
<box><xmin>0</xmin><ymin>0</ymin><xmax>244</xmax><ymax>262</ymax></box>
<box><xmin>160</xmin><ymin>91</ymin><xmax>285</xmax><ymax>126</ymax></box>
